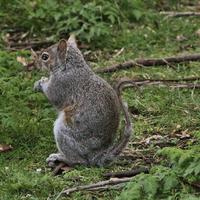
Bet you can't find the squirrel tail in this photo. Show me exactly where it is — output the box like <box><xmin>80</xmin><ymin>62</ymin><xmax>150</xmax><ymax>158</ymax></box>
<box><xmin>92</xmin><ymin>81</ymin><xmax>133</xmax><ymax>166</ymax></box>
<box><xmin>108</xmin><ymin>80</ymin><xmax>133</xmax><ymax>157</ymax></box>
<box><xmin>109</xmin><ymin>100</ymin><xmax>132</xmax><ymax>156</ymax></box>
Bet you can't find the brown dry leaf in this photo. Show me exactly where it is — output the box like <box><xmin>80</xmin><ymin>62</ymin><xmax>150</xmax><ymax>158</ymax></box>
<box><xmin>17</xmin><ymin>56</ymin><xmax>28</xmax><ymax>66</ymax></box>
<box><xmin>143</xmin><ymin>135</ymin><xmax>164</xmax><ymax>144</ymax></box>
<box><xmin>0</xmin><ymin>144</ymin><xmax>13</xmax><ymax>153</ymax></box>
<box><xmin>176</xmin><ymin>129</ymin><xmax>191</xmax><ymax>139</ymax></box>
<box><xmin>61</xmin><ymin>165</ymin><xmax>72</xmax><ymax>173</ymax></box>
<box><xmin>176</xmin><ymin>34</ymin><xmax>187</xmax><ymax>42</ymax></box>
<box><xmin>176</xmin><ymin>124</ymin><xmax>181</xmax><ymax>129</ymax></box>
<box><xmin>2</xmin><ymin>33</ymin><xmax>10</xmax><ymax>43</ymax></box>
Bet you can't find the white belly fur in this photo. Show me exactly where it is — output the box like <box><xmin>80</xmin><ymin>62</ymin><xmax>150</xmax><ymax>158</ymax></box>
<box><xmin>53</xmin><ymin>111</ymin><xmax>65</xmax><ymax>152</ymax></box>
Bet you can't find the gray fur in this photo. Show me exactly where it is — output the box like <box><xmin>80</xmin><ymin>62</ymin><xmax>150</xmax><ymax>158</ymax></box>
<box><xmin>33</xmin><ymin>36</ymin><xmax>132</xmax><ymax>167</ymax></box>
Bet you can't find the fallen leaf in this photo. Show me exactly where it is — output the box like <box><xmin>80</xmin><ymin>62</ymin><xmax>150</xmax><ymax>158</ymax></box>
<box><xmin>52</xmin><ymin>162</ymin><xmax>73</xmax><ymax>175</ymax></box>
<box><xmin>175</xmin><ymin>129</ymin><xmax>191</xmax><ymax>139</ymax></box>
<box><xmin>36</xmin><ymin>168</ymin><xmax>42</xmax><ymax>173</ymax></box>
<box><xmin>61</xmin><ymin>165</ymin><xmax>72</xmax><ymax>173</ymax></box>
<box><xmin>176</xmin><ymin>124</ymin><xmax>181</xmax><ymax>129</ymax></box>
<box><xmin>143</xmin><ymin>135</ymin><xmax>164</xmax><ymax>144</ymax></box>
<box><xmin>2</xmin><ymin>33</ymin><xmax>10</xmax><ymax>43</ymax></box>
<box><xmin>17</xmin><ymin>56</ymin><xmax>28</xmax><ymax>66</ymax></box>
<box><xmin>0</xmin><ymin>144</ymin><xmax>13</xmax><ymax>153</ymax></box>
<box><xmin>176</xmin><ymin>34</ymin><xmax>187</xmax><ymax>41</ymax></box>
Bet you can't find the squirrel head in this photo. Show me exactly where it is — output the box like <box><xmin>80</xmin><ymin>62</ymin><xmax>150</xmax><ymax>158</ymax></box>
<box><xmin>32</xmin><ymin>35</ymin><xmax>79</xmax><ymax>72</ymax></box>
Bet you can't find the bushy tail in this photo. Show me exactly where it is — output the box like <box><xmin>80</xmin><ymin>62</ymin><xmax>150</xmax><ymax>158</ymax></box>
<box><xmin>109</xmin><ymin>100</ymin><xmax>132</xmax><ymax>156</ymax></box>
<box><xmin>92</xmin><ymin>81</ymin><xmax>133</xmax><ymax>166</ymax></box>
<box><xmin>109</xmin><ymin>79</ymin><xmax>133</xmax><ymax>156</ymax></box>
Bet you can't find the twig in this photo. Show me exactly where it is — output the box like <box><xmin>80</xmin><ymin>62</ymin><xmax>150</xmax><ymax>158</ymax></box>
<box><xmin>113</xmin><ymin>48</ymin><xmax>125</xmax><ymax>58</ymax></box>
<box><xmin>191</xmin><ymin>182</ymin><xmax>200</xmax><ymax>189</ymax></box>
<box><xmin>182</xmin><ymin>179</ymin><xmax>200</xmax><ymax>190</ymax></box>
<box><xmin>160</xmin><ymin>11</ymin><xmax>200</xmax><ymax>17</ymax></box>
<box><xmin>170</xmin><ymin>83</ymin><xmax>200</xmax><ymax>89</ymax></box>
<box><xmin>128</xmin><ymin>76</ymin><xmax>200</xmax><ymax>82</ymax></box>
<box><xmin>103</xmin><ymin>167</ymin><xmax>149</xmax><ymax>179</ymax></box>
<box><xmin>84</xmin><ymin>184</ymin><xmax>124</xmax><ymax>191</ymax></box>
<box><xmin>7</xmin><ymin>40</ymin><xmax>54</xmax><ymax>50</ymax></box>
<box><xmin>95</xmin><ymin>54</ymin><xmax>200</xmax><ymax>73</ymax></box>
<box><xmin>55</xmin><ymin>177</ymin><xmax>132</xmax><ymax>199</ymax></box>
<box><xmin>130</xmin><ymin>140</ymin><xmax>175</xmax><ymax>148</ymax></box>
<box><xmin>114</xmin><ymin>78</ymin><xmax>200</xmax><ymax>91</ymax></box>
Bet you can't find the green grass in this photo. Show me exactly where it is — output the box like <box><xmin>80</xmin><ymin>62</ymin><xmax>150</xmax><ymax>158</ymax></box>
<box><xmin>1</xmin><ymin>1</ymin><xmax>200</xmax><ymax>200</ymax></box>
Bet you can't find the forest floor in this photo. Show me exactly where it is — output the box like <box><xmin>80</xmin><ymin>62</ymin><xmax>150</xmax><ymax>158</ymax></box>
<box><xmin>1</xmin><ymin>1</ymin><xmax>200</xmax><ymax>200</ymax></box>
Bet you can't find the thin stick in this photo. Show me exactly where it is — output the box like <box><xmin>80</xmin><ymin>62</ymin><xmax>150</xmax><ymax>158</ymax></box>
<box><xmin>103</xmin><ymin>167</ymin><xmax>149</xmax><ymax>179</ymax></box>
<box><xmin>114</xmin><ymin>78</ymin><xmax>200</xmax><ymax>91</ymax></box>
<box><xmin>170</xmin><ymin>83</ymin><xmax>200</xmax><ymax>89</ymax></box>
<box><xmin>95</xmin><ymin>54</ymin><xmax>200</xmax><ymax>73</ymax></box>
<box><xmin>55</xmin><ymin>177</ymin><xmax>132</xmax><ymax>199</ymax></box>
<box><xmin>84</xmin><ymin>184</ymin><xmax>124</xmax><ymax>191</ymax></box>
<box><xmin>182</xmin><ymin>179</ymin><xmax>200</xmax><ymax>190</ymax></box>
<box><xmin>9</xmin><ymin>41</ymin><xmax>53</xmax><ymax>48</ymax></box>
<box><xmin>117</xmin><ymin>76</ymin><xmax>200</xmax><ymax>82</ymax></box>
<box><xmin>160</xmin><ymin>11</ymin><xmax>200</xmax><ymax>17</ymax></box>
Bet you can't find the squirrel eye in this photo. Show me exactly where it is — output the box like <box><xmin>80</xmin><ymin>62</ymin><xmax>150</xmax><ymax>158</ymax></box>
<box><xmin>41</xmin><ymin>52</ymin><xmax>49</xmax><ymax>61</ymax></box>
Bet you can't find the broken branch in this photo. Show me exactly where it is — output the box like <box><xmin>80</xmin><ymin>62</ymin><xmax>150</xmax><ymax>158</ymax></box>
<box><xmin>114</xmin><ymin>78</ymin><xmax>200</xmax><ymax>91</ymax></box>
<box><xmin>182</xmin><ymin>179</ymin><xmax>200</xmax><ymax>190</ymax></box>
<box><xmin>160</xmin><ymin>11</ymin><xmax>200</xmax><ymax>17</ymax></box>
<box><xmin>7</xmin><ymin>40</ymin><xmax>54</xmax><ymax>50</ymax></box>
<box><xmin>55</xmin><ymin>177</ymin><xmax>132</xmax><ymax>199</ymax></box>
<box><xmin>103</xmin><ymin>167</ymin><xmax>149</xmax><ymax>179</ymax></box>
<box><xmin>83</xmin><ymin>184</ymin><xmax>124</xmax><ymax>192</ymax></box>
<box><xmin>95</xmin><ymin>54</ymin><xmax>200</xmax><ymax>73</ymax></box>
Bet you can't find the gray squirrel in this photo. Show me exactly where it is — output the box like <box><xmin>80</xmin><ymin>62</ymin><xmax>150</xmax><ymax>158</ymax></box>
<box><xmin>32</xmin><ymin>35</ymin><xmax>132</xmax><ymax>167</ymax></box>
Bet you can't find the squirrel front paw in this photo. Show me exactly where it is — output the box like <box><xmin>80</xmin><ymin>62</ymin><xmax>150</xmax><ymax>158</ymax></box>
<box><xmin>33</xmin><ymin>77</ymin><xmax>48</xmax><ymax>92</ymax></box>
<box><xmin>46</xmin><ymin>153</ymin><xmax>65</xmax><ymax>168</ymax></box>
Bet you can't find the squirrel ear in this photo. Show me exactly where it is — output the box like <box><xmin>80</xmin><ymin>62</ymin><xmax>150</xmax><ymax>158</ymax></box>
<box><xmin>57</xmin><ymin>39</ymin><xmax>67</xmax><ymax>53</ymax></box>
<box><xmin>31</xmin><ymin>48</ymin><xmax>38</xmax><ymax>59</ymax></box>
<box><xmin>67</xmin><ymin>34</ymin><xmax>77</xmax><ymax>48</ymax></box>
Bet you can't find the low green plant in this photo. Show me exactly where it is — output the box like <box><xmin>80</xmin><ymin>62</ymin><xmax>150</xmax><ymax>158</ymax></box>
<box><xmin>117</xmin><ymin>167</ymin><xmax>180</xmax><ymax>200</ymax></box>
<box><xmin>117</xmin><ymin>146</ymin><xmax>200</xmax><ymax>200</ymax></box>
<box><xmin>0</xmin><ymin>0</ymin><xmax>149</xmax><ymax>43</ymax></box>
<box><xmin>158</xmin><ymin>147</ymin><xmax>200</xmax><ymax>182</ymax></box>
